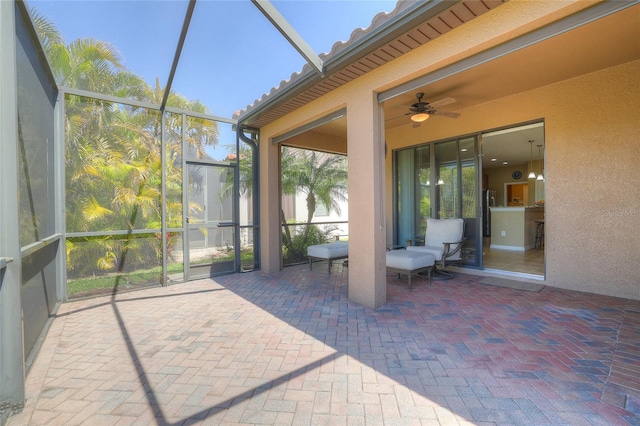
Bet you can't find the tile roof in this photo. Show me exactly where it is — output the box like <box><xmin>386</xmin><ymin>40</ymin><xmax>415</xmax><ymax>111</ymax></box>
<box><xmin>235</xmin><ymin>0</ymin><xmax>507</xmax><ymax>128</ymax></box>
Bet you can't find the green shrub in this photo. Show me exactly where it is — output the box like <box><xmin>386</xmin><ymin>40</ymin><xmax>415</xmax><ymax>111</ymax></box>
<box><xmin>282</xmin><ymin>224</ymin><xmax>338</xmax><ymax>266</ymax></box>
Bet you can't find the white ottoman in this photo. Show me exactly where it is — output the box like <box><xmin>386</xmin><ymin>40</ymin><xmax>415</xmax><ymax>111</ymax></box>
<box><xmin>386</xmin><ymin>250</ymin><xmax>435</xmax><ymax>291</ymax></box>
<box><xmin>307</xmin><ymin>241</ymin><xmax>349</xmax><ymax>273</ymax></box>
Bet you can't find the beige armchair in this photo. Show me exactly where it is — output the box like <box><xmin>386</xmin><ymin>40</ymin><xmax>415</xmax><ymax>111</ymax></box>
<box><xmin>406</xmin><ymin>218</ymin><xmax>466</xmax><ymax>276</ymax></box>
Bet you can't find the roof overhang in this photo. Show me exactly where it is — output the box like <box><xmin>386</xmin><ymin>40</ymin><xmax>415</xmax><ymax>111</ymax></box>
<box><xmin>236</xmin><ymin>0</ymin><xmax>507</xmax><ymax>128</ymax></box>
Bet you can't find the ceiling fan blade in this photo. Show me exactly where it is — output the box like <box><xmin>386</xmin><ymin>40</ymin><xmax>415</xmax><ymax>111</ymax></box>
<box><xmin>432</xmin><ymin>110</ymin><xmax>460</xmax><ymax>118</ymax></box>
<box><xmin>429</xmin><ymin>97</ymin><xmax>456</xmax><ymax>108</ymax></box>
<box><xmin>385</xmin><ymin>112</ymin><xmax>411</xmax><ymax>121</ymax></box>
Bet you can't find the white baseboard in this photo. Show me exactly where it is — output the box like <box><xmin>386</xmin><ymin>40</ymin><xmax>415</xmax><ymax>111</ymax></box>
<box><xmin>490</xmin><ymin>244</ymin><xmax>525</xmax><ymax>252</ymax></box>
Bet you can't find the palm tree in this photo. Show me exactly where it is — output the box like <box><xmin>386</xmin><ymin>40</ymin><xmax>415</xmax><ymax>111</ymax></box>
<box><xmin>283</xmin><ymin>148</ymin><xmax>348</xmax><ymax>224</ymax></box>
<box><xmin>219</xmin><ymin>146</ymin><xmax>348</xmax><ymax>263</ymax></box>
<box><xmin>281</xmin><ymin>147</ymin><xmax>348</xmax><ymax>261</ymax></box>
<box><xmin>32</xmin><ymin>10</ymin><xmax>218</xmax><ymax>281</ymax></box>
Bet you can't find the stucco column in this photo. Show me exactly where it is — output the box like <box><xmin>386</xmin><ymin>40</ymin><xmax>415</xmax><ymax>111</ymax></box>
<box><xmin>259</xmin><ymin>133</ymin><xmax>281</xmax><ymax>273</ymax></box>
<box><xmin>346</xmin><ymin>91</ymin><xmax>386</xmax><ymax>308</ymax></box>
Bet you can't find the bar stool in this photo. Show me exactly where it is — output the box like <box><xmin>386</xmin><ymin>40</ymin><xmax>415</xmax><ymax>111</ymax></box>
<box><xmin>534</xmin><ymin>220</ymin><xmax>544</xmax><ymax>249</ymax></box>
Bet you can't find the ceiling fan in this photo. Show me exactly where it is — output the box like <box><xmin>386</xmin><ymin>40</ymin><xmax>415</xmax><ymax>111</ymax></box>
<box><xmin>406</xmin><ymin>92</ymin><xmax>460</xmax><ymax>125</ymax></box>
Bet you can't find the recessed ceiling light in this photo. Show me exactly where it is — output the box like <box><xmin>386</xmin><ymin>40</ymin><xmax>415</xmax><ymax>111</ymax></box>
<box><xmin>502</xmin><ymin>161</ymin><xmax>508</xmax><ymax>165</ymax></box>
<box><xmin>491</xmin><ymin>158</ymin><xmax>497</xmax><ymax>162</ymax></box>
<box><xmin>461</xmin><ymin>148</ymin><xmax>468</xmax><ymax>152</ymax></box>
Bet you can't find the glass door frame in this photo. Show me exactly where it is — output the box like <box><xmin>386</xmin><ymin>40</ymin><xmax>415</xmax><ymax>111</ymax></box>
<box><xmin>184</xmin><ymin>159</ymin><xmax>239</xmax><ymax>280</ymax></box>
<box><xmin>177</xmin><ymin>118</ymin><xmax>260</xmax><ymax>282</ymax></box>
<box><xmin>393</xmin><ymin>133</ymin><xmax>483</xmax><ymax>269</ymax></box>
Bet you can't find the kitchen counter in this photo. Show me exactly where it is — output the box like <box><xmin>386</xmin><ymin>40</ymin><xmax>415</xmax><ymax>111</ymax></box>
<box><xmin>490</xmin><ymin>207</ymin><xmax>544</xmax><ymax>250</ymax></box>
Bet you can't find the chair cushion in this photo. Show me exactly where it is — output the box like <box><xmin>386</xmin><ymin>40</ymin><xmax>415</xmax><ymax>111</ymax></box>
<box><xmin>307</xmin><ymin>241</ymin><xmax>348</xmax><ymax>259</ymax></box>
<box><xmin>386</xmin><ymin>250</ymin><xmax>435</xmax><ymax>270</ymax></box>
<box><xmin>413</xmin><ymin>218</ymin><xmax>464</xmax><ymax>261</ymax></box>
<box><xmin>406</xmin><ymin>245</ymin><xmax>444</xmax><ymax>259</ymax></box>
<box><xmin>424</xmin><ymin>218</ymin><xmax>464</xmax><ymax>247</ymax></box>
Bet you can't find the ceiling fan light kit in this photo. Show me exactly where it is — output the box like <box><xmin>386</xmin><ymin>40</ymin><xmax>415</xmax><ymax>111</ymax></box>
<box><xmin>411</xmin><ymin>112</ymin><xmax>429</xmax><ymax>122</ymax></box>
<box><xmin>407</xmin><ymin>92</ymin><xmax>459</xmax><ymax>124</ymax></box>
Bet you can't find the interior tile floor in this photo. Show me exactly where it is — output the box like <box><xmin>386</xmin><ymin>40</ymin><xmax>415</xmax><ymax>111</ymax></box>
<box><xmin>9</xmin><ymin>264</ymin><xmax>639</xmax><ymax>425</ymax></box>
<box><xmin>482</xmin><ymin>237</ymin><xmax>545</xmax><ymax>276</ymax></box>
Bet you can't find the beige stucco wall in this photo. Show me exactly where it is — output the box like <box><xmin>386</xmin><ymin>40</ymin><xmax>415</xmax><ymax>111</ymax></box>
<box><xmin>386</xmin><ymin>60</ymin><xmax>640</xmax><ymax>299</ymax></box>
<box><xmin>256</xmin><ymin>0</ymin><xmax>639</xmax><ymax>304</ymax></box>
<box><xmin>545</xmin><ymin>61</ymin><xmax>639</xmax><ymax>299</ymax></box>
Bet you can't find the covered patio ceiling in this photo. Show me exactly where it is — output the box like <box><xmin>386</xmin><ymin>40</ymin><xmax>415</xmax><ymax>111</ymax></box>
<box><xmin>273</xmin><ymin>3</ymin><xmax>639</xmax><ymax>167</ymax></box>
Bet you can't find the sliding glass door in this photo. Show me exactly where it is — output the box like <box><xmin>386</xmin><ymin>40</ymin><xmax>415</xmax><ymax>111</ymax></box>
<box><xmin>394</xmin><ymin>136</ymin><xmax>481</xmax><ymax>267</ymax></box>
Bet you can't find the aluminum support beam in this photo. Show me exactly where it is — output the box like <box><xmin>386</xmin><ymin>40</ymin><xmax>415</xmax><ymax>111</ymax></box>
<box><xmin>251</xmin><ymin>0</ymin><xmax>324</xmax><ymax>75</ymax></box>
<box><xmin>161</xmin><ymin>0</ymin><xmax>197</xmax><ymax>110</ymax></box>
<box><xmin>0</xmin><ymin>1</ymin><xmax>25</xmax><ymax>422</ymax></box>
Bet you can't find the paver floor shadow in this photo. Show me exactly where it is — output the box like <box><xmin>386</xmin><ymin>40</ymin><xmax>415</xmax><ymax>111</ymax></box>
<box><xmin>9</xmin><ymin>263</ymin><xmax>640</xmax><ymax>425</ymax></box>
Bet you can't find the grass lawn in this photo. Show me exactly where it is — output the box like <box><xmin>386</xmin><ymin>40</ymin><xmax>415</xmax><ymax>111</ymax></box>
<box><xmin>67</xmin><ymin>250</ymin><xmax>255</xmax><ymax>298</ymax></box>
<box><xmin>67</xmin><ymin>263</ymin><xmax>184</xmax><ymax>297</ymax></box>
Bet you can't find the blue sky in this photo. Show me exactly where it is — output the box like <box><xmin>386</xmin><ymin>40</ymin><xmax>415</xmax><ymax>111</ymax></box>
<box><xmin>29</xmin><ymin>0</ymin><xmax>396</xmax><ymax>161</ymax></box>
<box><xmin>30</xmin><ymin>0</ymin><xmax>398</xmax><ymax>118</ymax></box>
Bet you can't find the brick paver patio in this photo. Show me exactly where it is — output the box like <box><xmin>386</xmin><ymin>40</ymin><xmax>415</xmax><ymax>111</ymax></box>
<box><xmin>8</xmin><ymin>264</ymin><xmax>640</xmax><ymax>425</ymax></box>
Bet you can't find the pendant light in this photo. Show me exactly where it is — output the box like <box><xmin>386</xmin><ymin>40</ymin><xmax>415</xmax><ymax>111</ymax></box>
<box><xmin>536</xmin><ymin>144</ymin><xmax>544</xmax><ymax>181</ymax></box>
<box><xmin>528</xmin><ymin>140</ymin><xmax>536</xmax><ymax>179</ymax></box>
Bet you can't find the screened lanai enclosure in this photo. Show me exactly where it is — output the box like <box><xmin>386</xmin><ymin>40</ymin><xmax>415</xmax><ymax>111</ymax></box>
<box><xmin>61</xmin><ymin>95</ymin><xmax>260</xmax><ymax>294</ymax></box>
<box><xmin>4</xmin><ymin>0</ymin><xmax>639</xmax><ymax>423</ymax></box>
<box><xmin>3</xmin><ymin>5</ymin><xmax>260</xmax><ymax>422</ymax></box>
<box><xmin>2</xmin><ymin>0</ymin><xmax>334</xmax><ymax>421</ymax></box>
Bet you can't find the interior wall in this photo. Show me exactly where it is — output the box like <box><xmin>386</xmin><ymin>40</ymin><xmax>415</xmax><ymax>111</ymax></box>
<box><xmin>385</xmin><ymin>59</ymin><xmax>640</xmax><ymax>300</ymax></box>
<box><xmin>484</xmin><ymin>165</ymin><xmax>532</xmax><ymax>207</ymax></box>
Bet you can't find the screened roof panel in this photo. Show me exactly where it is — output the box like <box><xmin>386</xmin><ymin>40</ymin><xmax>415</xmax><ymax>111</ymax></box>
<box><xmin>27</xmin><ymin>0</ymin><xmax>398</xmax><ymax>120</ymax></box>
<box><xmin>30</xmin><ymin>0</ymin><xmax>187</xmax><ymax>101</ymax></box>
<box><xmin>170</xmin><ymin>0</ymin><xmax>308</xmax><ymax>118</ymax></box>
<box><xmin>170</xmin><ymin>0</ymin><xmax>395</xmax><ymax>118</ymax></box>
